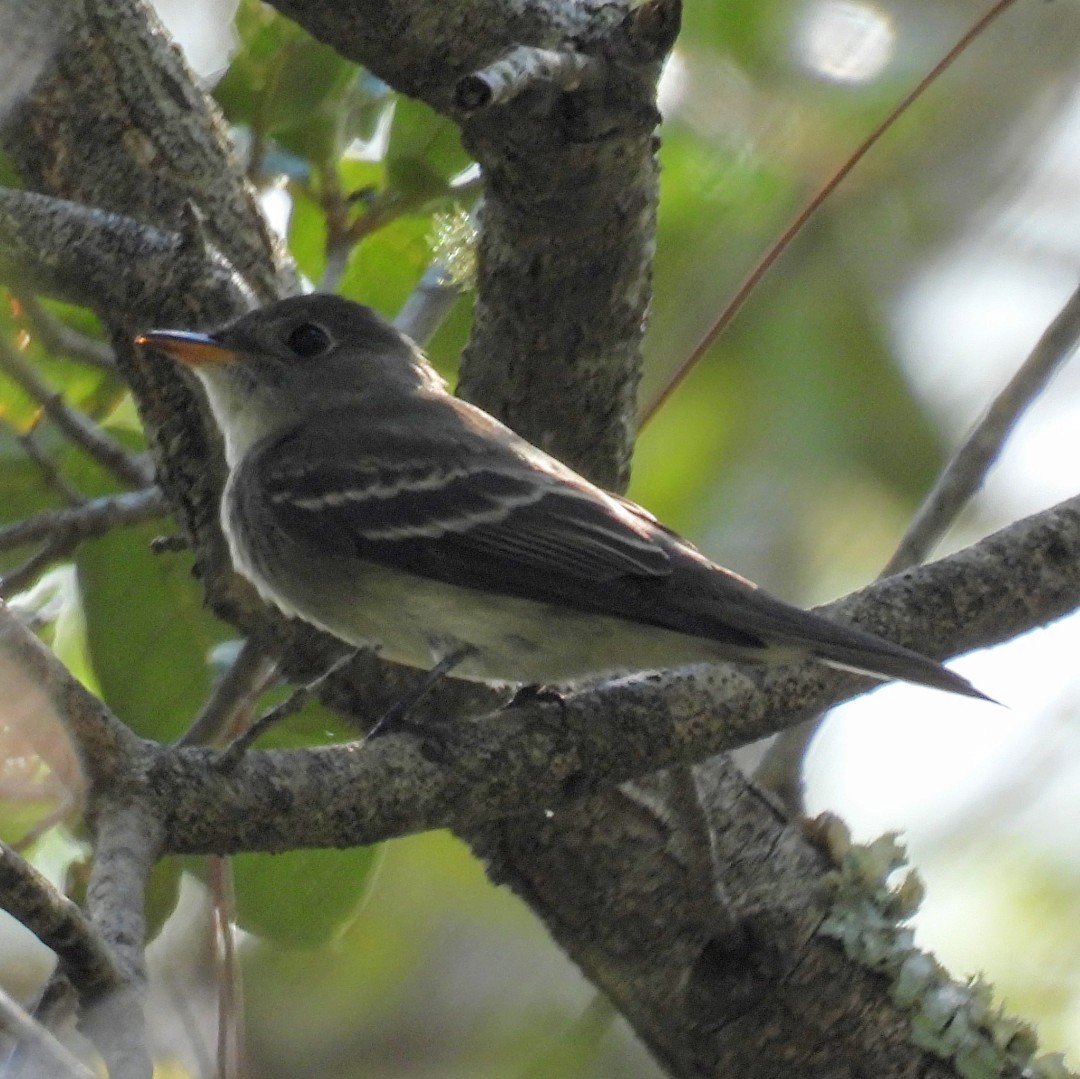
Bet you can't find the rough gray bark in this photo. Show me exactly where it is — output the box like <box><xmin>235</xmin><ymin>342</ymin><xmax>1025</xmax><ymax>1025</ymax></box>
<box><xmin>1</xmin><ymin>1</ymin><xmax>1076</xmax><ymax>1077</ymax></box>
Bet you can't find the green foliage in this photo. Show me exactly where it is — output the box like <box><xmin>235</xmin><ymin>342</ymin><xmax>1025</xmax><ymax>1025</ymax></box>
<box><xmin>76</xmin><ymin>521</ymin><xmax>226</xmax><ymax>741</ymax></box>
<box><xmin>214</xmin><ymin>0</ymin><xmax>370</xmax><ymax>170</ymax></box>
<box><xmin>384</xmin><ymin>97</ymin><xmax>473</xmax><ymax>202</ymax></box>
<box><xmin>228</xmin><ymin>844</ymin><xmax>382</xmax><ymax>948</ymax></box>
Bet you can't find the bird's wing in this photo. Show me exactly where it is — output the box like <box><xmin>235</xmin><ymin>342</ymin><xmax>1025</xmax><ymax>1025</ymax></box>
<box><xmin>241</xmin><ymin>398</ymin><xmax>989</xmax><ymax>694</ymax></box>
<box><xmin>246</xmin><ymin>399</ymin><xmax>674</xmax><ymax>599</ymax></box>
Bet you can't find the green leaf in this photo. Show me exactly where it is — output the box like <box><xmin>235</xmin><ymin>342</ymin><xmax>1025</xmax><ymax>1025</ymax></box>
<box><xmin>385</xmin><ymin>97</ymin><xmax>472</xmax><ymax>201</ymax></box>
<box><xmin>339</xmin><ymin>213</ymin><xmax>438</xmax><ymax>315</ymax></box>
<box><xmin>264</xmin><ymin>40</ymin><xmax>356</xmax><ymax>135</ymax></box>
<box><xmin>212</xmin><ymin>1</ymin><xmax>284</xmax><ymax>126</ymax></box>
<box><xmin>145</xmin><ymin>856</ymin><xmax>184</xmax><ymax>941</ymax></box>
<box><xmin>285</xmin><ymin>183</ymin><xmax>328</xmax><ymax>282</ymax></box>
<box><xmin>229</xmin><ymin>845</ymin><xmax>383</xmax><ymax>948</ymax></box>
<box><xmin>77</xmin><ymin>522</ymin><xmax>228</xmax><ymax>741</ymax></box>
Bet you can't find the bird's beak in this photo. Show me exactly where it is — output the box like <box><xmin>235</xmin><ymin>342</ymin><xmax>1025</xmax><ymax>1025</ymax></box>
<box><xmin>135</xmin><ymin>329</ymin><xmax>239</xmax><ymax>367</ymax></box>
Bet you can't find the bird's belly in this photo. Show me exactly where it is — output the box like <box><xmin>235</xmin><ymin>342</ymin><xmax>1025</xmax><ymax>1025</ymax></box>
<box><xmin>240</xmin><ymin>551</ymin><xmax>739</xmax><ymax>685</ymax></box>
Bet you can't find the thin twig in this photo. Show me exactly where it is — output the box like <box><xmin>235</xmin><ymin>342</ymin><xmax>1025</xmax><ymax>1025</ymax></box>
<box><xmin>0</xmin><ymin>337</ymin><xmax>153</xmax><ymax>487</ymax></box>
<box><xmin>0</xmin><ymin>538</ymin><xmax>72</xmax><ymax>597</ymax></box>
<box><xmin>215</xmin><ymin>648</ymin><xmax>361</xmax><ymax>770</ymax></box>
<box><xmin>14</xmin><ymin>293</ymin><xmax>117</xmax><ymax>373</ymax></box>
<box><xmin>640</xmin><ymin>0</ymin><xmax>1024</xmax><ymax>428</ymax></box>
<box><xmin>209</xmin><ymin>855</ymin><xmax>244</xmax><ymax>1079</ymax></box>
<box><xmin>16</xmin><ymin>419</ymin><xmax>86</xmax><ymax>505</ymax></box>
<box><xmin>884</xmin><ymin>279</ymin><xmax>1080</xmax><ymax>574</ymax></box>
<box><xmin>755</xmin><ymin>278</ymin><xmax>1080</xmax><ymax>812</ymax></box>
<box><xmin>318</xmin><ymin>240</ymin><xmax>353</xmax><ymax>294</ymax></box>
<box><xmin>394</xmin><ymin>261</ymin><xmax>462</xmax><ymax>347</ymax></box>
<box><xmin>0</xmin><ymin>487</ymin><xmax>168</xmax><ymax>597</ymax></box>
<box><xmin>0</xmin><ymin>487</ymin><xmax>168</xmax><ymax>553</ymax></box>
<box><xmin>178</xmin><ymin>636</ymin><xmax>278</xmax><ymax>747</ymax></box>
<box><xmin>394</xmin><ymin>203</ymin><xmax>479</xmax><ymax>346</ymax></box>
<box><xmin>0</xmin><ymin>983</ymin><xmax>97</xmax><ymax>1079</ymax></box>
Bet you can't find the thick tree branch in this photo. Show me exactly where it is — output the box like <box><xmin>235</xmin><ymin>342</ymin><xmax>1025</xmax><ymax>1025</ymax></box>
<box><xmin>267</xmin><ymin>0</ymin><xmax>677</xmax><ymax>489</ymax></box>
<box><xmin>119</xmin><ymin>492</ymin><xmax>1080</xmax><ymax>854</ymax></box>
<box><xmin>3</xmin><ymin>0</ymin><xmax>291</xmax><ymax>305</ymax></box>
<box><xmin>80</xmin><ymin>805</ymin><xmax>161</xmax><ymax>1079</ymax></box>
<box><xmin>0</xmin><ymin>190</ymin><xmax>256</xmax><ymax>329</ymax></box>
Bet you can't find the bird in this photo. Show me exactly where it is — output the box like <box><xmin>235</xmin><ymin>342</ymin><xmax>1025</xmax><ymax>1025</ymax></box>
<box><xmin>135</xmin><ymin>293</ymin><xmax>986</xmax><ymax>702</ymax></box>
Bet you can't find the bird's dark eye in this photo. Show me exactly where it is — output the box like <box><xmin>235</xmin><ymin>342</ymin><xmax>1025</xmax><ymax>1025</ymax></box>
<box><xmin>285</xmin><ymin>322</ymin><xmax>332</xmax><ymax>359</ymax></box>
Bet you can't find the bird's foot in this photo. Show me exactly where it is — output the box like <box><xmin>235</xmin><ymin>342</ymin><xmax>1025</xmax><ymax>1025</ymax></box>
<box><xmin>503</xmin><ymin>683</ymin><xmax>566</xmax><ymax>710</ymax></box>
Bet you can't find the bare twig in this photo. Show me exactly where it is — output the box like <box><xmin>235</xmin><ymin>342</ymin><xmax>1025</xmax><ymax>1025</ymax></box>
<box><xmin>0</xmin><ymin>841</ymin><xmax>122</xmax><ymax>1000</ymax></box>
<box><xmin>16</xmin><ymin>419</ymin><xmax>86</xmax><ymax>505</ymax></box>
<box><xmin>0</xmin><ymin>487</ymin><xmax>168</xmax><ymax>553</ymax></box>
<box><xmin>394</xmin><ymin>204</ymin><xmax>478</xmax><ymax>346</ymax></box>
<box><xmin>0</xmin><ymin>983</ymin><xmax>97</xmax><ymax>1079</ymax></box>
<box><xmin>0</xmin><ymin>336</ymin><xmax>153</xmax><ymax>487</ymax></box>
<box><xmin>208</xmin><ymin>855</ymin><xmax>244</xmax><ymax>1079</ymax></box>
<box><xmin>14</xmin><ymin>293</ymin><xmax>117</xmax><ymax>373</ymax></box>
<box><xmin>0</xmin><ymin>487</ymin><xmax>168</xmax><ymax>598</ymax></box>
<box><xmin>393</xmin><ymin>260</ymin><xmax>461</xmax><ymax>346</ymax></box>
<box><xmin>215</xmin><ymin>648</ymin><xmax>360</xmax><ymax>769</ymax></box>
<box><xmin>0</xmin><ymin>538</ymin><xmax>73</xmax><ymax>597</ymax></box>
<box><xmin>884</xmin><ymin>279</ymin><xmax>1080</xmax><ymax>574</ymax></box>
<box><xmin>756</xmin><ymin>279</ymin><xmax>1080</xmax><ymax>811</ymax></box>
<box><xmin>178</xmin><ymin>636</ymin><xmax>278</xmax><ymax>747</ymax></box>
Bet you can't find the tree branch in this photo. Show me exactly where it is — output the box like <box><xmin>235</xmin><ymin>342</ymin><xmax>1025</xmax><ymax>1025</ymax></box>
<box><xmin>885</xmin><ymin>277</ymin><xmax>1080</xmax><ymax>573</ymax></box>
<box><xmin>0</xmin><ymin>982</ymin><xmax>97</xmax><ymax>1079</ymax></box>
<box><xmin>266</xmin><ymin>0</ymin><xmax>677</xmax><ymax>489</ymax></box>
<box><xmin>15</xmin><ymin>293</ymin><xmax>117</xmax><ymax>373</ymax></box>
<box><xmin>0</xmin><ymin>190</ymin><xmax>256</xmax><ymax>329</ymax></box>
<box><xmin>0</xmin><ymin>337</ymin><xmax>153</xmax><ymax>487</ymax></box>
<box><xmin>757</xmin><ymin>276</ymin><xmax>1080</xmax><ymax>808</ymax></box>
<box><xmin>116</xmin><ymin>491</ymin><xmax>1080</xmax><ymax>855</ymax></box>
<box><xmin>0</xmin><ymin>841</ymin><xmax>122</xmax><ymax>1000</ymax></box>
<box><xmin>80</xmin><ymin>805</ymin><xmax>161</xmax><ymax>1079</ymax></box>
<box><xmin>0</xmin><ymin>487</ymin><xmax>168</xmax><ymax>596</ymax></box>
<box><xmin>0</xmin><ymin>601</ymin><xmax>142</xmax><ymax>787</ymax></box>
<box><xmin>0</xmin><ymin>487</ymin><xmax>167</xmax><ymax>554</ymax></box>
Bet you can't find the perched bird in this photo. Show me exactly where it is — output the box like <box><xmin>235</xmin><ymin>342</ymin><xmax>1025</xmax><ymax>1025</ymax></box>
<box><xmin>136</xmin><ymin>294</ymin><xmax>985</xmax><ymax>700</ymax></box>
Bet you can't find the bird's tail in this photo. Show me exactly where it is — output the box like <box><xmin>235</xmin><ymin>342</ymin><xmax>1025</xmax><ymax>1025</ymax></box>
<box><xmin>694</xmin><ymin>570</ymin><xmax>993</xmax><ymax>701</ymax></box>
<box><xmin>810</xmin><ymin>640</ymin><xmax>992</xmax><ymax>701</ymax></box>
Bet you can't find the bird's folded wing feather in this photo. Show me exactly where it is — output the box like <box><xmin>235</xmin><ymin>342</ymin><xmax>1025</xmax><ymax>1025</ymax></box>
<box><xmin>248</xmin><ymin>403</ymin><xmax>676</xmax><ymax>601</ymax></box>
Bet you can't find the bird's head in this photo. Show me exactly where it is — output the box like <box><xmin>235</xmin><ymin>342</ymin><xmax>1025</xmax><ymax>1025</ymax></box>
<box><xmin>136</xmin><ymin>294</ymin><xmax>447</xmax><ymax>466</ymax></box>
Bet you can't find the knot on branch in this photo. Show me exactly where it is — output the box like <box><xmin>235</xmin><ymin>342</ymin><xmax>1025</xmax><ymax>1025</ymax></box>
<box><xmin>455</xmin><ymin>46</ymin><xmax>601</xmax><ymax>115</ymax></box>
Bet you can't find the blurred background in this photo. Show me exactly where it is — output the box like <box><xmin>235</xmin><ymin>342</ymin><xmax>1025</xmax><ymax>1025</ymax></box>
<box><xmin>3</xmin><ymin>0</ymin><xmax>1080</xmax><ymax>1074</ymax></box>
